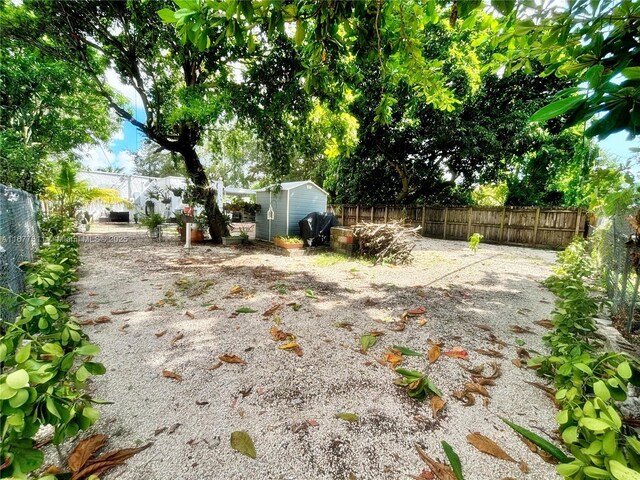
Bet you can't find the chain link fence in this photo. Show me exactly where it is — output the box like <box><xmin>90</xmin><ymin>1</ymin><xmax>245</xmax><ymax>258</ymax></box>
<box><xmin>0</xmin><ymin>184</ymin><xmax>40</xmax><ymax>321</ymax></box>
<box><xmin>597</xmin><ymin>214</ymin><xmax>639</xmax><ymax>333</ymax></box>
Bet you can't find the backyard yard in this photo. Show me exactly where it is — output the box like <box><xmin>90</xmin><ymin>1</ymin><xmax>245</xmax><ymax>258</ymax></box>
<box><xmin>51</xmin><ymin>225</ymin><xmax>563</xmax><ymax>479</ymax></box>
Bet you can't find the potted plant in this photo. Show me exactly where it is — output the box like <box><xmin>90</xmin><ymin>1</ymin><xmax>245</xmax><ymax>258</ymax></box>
<box><xmin>174</xmin><ymin>210</ymin><xmax>187</xmax><ymax>241</ymax></box>
<box><xmin>190</xmin><ymin>213</ymin><xmax>207</xmax><ymax>243</ymax></box>
<box><xmin>274</xmin><ymin>235</ymin><xmax>304</xmax><ymax>249</ymax></box>
<box><xmin>139</xmin><ymin>213</ymin><xmax>164</xmax><ymax>239</ymax></box>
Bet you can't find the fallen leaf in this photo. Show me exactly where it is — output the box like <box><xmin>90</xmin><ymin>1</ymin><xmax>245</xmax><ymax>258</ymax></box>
<box><xmin>168</xmin><ymin>423</ymin><xmax>181</xmax><ymax>434</ymax></box>
<box><xmin>334</xmin><ymin>321</ymin><xmax>354</xmax><ymax>331</ymax></box>
<box><xmin>520</xmin><ymin>436</ymin><xmax>557</xmax><ymax>464</ymax></box>
<box><xmin>118</xmin><ymin>323</ymin><xmax>129</xmax><ymax>332</ymax></box>
<box><xmin>518</xmin><ymin>461</ymin><xmax>529</xmax><ymax>473</ymax></box>
<box><xmin>384</xmin><ymin>351</ymin><xmax>404</xmax><ymax>367</ymax></box>
<box><xmin>415</xmin><ymin>445</ymin><xmax>457</xmax><ymax>480</ymax></box>
<box><xmin>219</xmin><ymin>354</ymin><xmax>246</xmax><ymax>364</ymax></box>
<box><xmin>235</xmin><ymin>307</ymin><xmax>257</xmax><ymax>314</ymax></box>
<box><xmin>464</xmin><ymin>383</ymin><xmax>490</xmax><ymax>397</ymax></box>
<box><xmin>229</xmin><ymin>285</ymin><xmax>244</xmax><ymax>294</ymax></box>
<box><xmin>475</xmin><ymin>324</ymin><xmax>493</xmax><ymax>332</ymax></box>
<box><xmin>207</xmin><ymin>304</ymin><xmax>221</xmax><ymax>311</ymax></box>
<box><xmin>483</xmin><ymin>362</ymin><xmax>502</xmax><ymax>379</ymax></box>
<box><xmin>185</xmin><ymin>311</ymin><xmax>195</xmax><ymax>319</ymax></box>
<box><xmin>77</xmin><ymin>319</ymin><xmax>95</xmax><ymax>325</ymax></box>
<box><xmin>335</xmin><ymin>413</ymin><xmax>359</xmax><ymax>422</ymax></box>
<box><xmin>70</xmin><ymin>443</ymin><xmax>151</xmax><ymax>480</ymax></box>
<box><xmin>68</xmin><ymin>434</ymin><xmax>108</xmax><ymax>472</ymax></box>
<box><xmin>534</xmin><ymin>319</ymin><xmax>554</xmax><ymax>329</ymax></box>
<box><xmin>517</xmin><ymin>348</ymin><xmax>530</xmax><ymax>359</ymax></box>
<box><xmin>162</xmin><ymin>370</ymin><xmax>182</xmax><ymax>381</ymax></box>
<box><xmin>452</xmin><ymin>389</ymin><xmax>476</xmax><ymax>406</ymax></box>
<box><xmin>512</xmin><ymin>359</ymin><xmax>523</xmax><ymax>368</ymax></box>
<box><xmin>87</xmin><ymin>303</ymin><xmax>99</xmax><ymax>309</ymax></box>
<box><xmin>171</xmin><ymin>333</ymin><xmax>184</xmax><ymax>346</ymax></box>
<box><xmin>510</xmin><ymin>325</ymin><xmax>534</xmax><ymax>334</ymax></box>
<box><xmin>444</xmin><ymin>347</ymin><xmax>468</xmax><ymax>360</ymax></box>
<box><xmin>467</xmin><ymin>432</ymin><xmax>517</xmax><ymax>463</ymax></box>
<box><xmin>44</xmin><ymin>465</ymin><xmax>67</xmax><ymax>475</ymax></box>
<box><xmin>428</xmin><ymin>345</ymin><xmax>441</xmax><ymax>364</ymax></box>
<box><xmin>359</xmin><ymin>334</ymin><xmax>377</xmax><ymax>353</ymax></box>
<box><xmin>207</xmin><ymin>361</ymin><xmax>223</xmax><ymax>370</ymax></box>
<box><xmin>418</xmin><ymin>319</ymin><xmax>428</xmax><ymax>326</ymax></box>
<box><xmin>269</xmin><ymin>326</ymin><xmax>293</xmax><ymax>341</ymax></box>
<box><xmin>488</xmin><ymin>334</ymin><xmax>507</xmax><ymax>347</ymax></box>
<box><xmin>96</xmin><ymin>316</ymin><xmax>111</xmax><ymax>324</ymax></box>
<box><xmin>473</xmin><ymin>378</ymin><xmax>496</xmax><ymax>386</ymax></box>
<box><xmin>406</xmin><ymin>307</ymin><xmax>427</xmax><ymax>316</ymax></box>
<box><xmin>278</xmin><ymin>341</ymin><xmax>299</xmax><ymax>350</ymax></box>
<box><xmin>430</xmin><ymin>396</ymin><xmax>446</xmax><ymax>418</ymax></box>
<box><xmin>393</xmin><ymin>345</ymin><xmax>422</xmax><ymax>356</ymax></box>
<box><xmin>88</xmin><ymin>291</ymin><xmax>98</xmax><ymax>296</ymax></box>
<box><xmin>473</xmin><ymin>348</ymin><xmax>504</xmax><ymax>358</ymax></box>
<box><xmin>463</xmin><ymin>364</ymin><xmax>484</xmax><ymax>375</ymax></box>
<box><xmin>369</xmin><ymin>330</ymin><xmax>385</xmax><ymax>337</ymax></box>
<box><xmin>263</xmin><ymin>303</ymin><xmax>284</xmax><ymax>317</ymax></box>
<box><xmin>110</xmin><ymin>309</ymin><xmax>135</xmax><ymax>315</ymax></box>
<box><xmin>230</xmin><ymin>431</ymin><xmax>256</xmax><ymax>459</ymax></box>
<box><xmin>307</xmin><ymin>419</ymin><xmax>319</xmax><ymax>427</ymax></box>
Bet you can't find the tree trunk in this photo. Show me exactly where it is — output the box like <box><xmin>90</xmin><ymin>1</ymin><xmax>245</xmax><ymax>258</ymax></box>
<box><xmin>180</xmin><ymin>147</ymin><xmax>229</xmax><ymax>243</ymax></box>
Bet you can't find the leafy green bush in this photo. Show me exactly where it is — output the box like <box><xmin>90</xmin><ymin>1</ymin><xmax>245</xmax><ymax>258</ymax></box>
<box><xmin>0</xmin><ymin>224</ymin><xmax>105</xmax><ymax>478</ymax></box>
<box><xmin>531</xmin><ymin>238</ymin><xmax>640</xmax><ymax>479</ymax></box>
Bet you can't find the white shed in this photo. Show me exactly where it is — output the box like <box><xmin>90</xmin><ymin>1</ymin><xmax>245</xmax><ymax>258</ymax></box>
<box><xmin>255</xmin><ymin>181</ymin><xmax>328</xmax><ymax>241</ymax></box>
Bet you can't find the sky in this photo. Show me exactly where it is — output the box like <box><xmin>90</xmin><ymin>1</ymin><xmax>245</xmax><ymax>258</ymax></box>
<box><xmin>86</xmin><ymin>68</ymin><xmax>639</xmax><ymax>176</ymax></box>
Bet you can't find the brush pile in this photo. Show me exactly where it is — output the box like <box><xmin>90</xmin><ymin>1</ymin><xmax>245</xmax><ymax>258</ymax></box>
<box><xmin>353</xmin><ymin>222</ymin><xmax>421</xmax><ymax>265</ymax></box>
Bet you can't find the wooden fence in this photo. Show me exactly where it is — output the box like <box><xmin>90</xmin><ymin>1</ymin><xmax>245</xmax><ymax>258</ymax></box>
<box><xmin>327</xmin><ymin>204</ymin><xmax>587</xmax><ymax>249</ymax></box>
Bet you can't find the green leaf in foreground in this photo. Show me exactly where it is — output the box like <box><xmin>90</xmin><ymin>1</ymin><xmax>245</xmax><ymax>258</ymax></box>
<box><xmin>529</xmin><ymin>95</ymin><xmax>586</xmax><ymax>123</ymax></box>
<box><xmin>230</xmin><ymin>430</ymin><xmax>256</xmax><ymax>459</ymax></box>
<box><xmin>359</xmin><ymin>334</ymin><xmax>377</xmax><ymax>353</ymax></box>
<box><xmin>500</xmin><ymin>417</ymin><xmax>571</xmax><ymax>463</ymax></box>
<box><xmin>393</xmin><ymin>345</ymin><xmax>423</xmax><ymax>356</ymax></box>
<box><xmin>335</xmin><ymin>412</ymin><xmax>359</xmax><ymax>422</ymax></box>
<box><xmin>235</xmin><ymin>307</ymin><xmax>258</xmax><ymax>314</ymax></box>
<box><xmin>442</xmin><ymin>441</ymin><xmax>465</xmax><ymax>480</ymax></box>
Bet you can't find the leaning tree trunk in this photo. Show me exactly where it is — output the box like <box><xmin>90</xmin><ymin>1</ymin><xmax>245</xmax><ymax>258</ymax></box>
<box><xmin>180</xmin><ymin>147</ymin><xmax>229</xmax><ymax>243</ymax></box>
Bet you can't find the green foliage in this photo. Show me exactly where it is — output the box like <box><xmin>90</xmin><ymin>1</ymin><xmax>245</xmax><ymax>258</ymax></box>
<box><xmin>500</xmin><ymin>417</ymin><xmax>571</xmax><ymax>463</ymax></box>
<box><xmin>532</xmin><ymin>238</ymin><xmax>640</xmax><ymax>479</ymax></box>
<box><xmin>441</xmin><ymin>441</ymin><xmax>465</xmax><ymax>480</ymax></box>
<box><xmin>494</xmin><ymin>0</ymin><xmax>640</xmax><ymax>139</ymax></box>
<box><xmin>471</xmin><ymin>184</ymin><xmax>508</xmax><ymax>206</ymax></box>
<box><xmin>0</xmin><ymin>224</ymin><xmax>105</xmax><ymax>477</ymax></box>
<box><xmin>468</xmin><ymin>233</ymin><xmax>483</xmax><ymax>253</ymax></box>
<box><xmin>139</xmin><ymin>213</ymin><xmax>165</xmax><ymax>232</ymax></box>
<box><xmin>394</xmin><ymin>368</ymin><xmax>442</xmax><ymax>401</ymax></box>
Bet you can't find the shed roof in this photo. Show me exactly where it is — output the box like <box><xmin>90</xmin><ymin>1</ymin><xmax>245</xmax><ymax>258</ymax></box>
<box><xmin>255</xmin><ymin>180</ymin><xmax>328</xmax><ymax>195</ymax></box>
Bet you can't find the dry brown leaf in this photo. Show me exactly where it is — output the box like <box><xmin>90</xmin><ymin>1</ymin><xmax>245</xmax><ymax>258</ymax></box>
<box><xmin>76</xmin><ymin>319</ymin><xmax>95</xmax><ymax>326</ymax></box>
<box><xmin>473</xmin><ymin>378</ymin><xmax>496</xmax><ymax>386</ymax></box>
<box><xmin>473</xmin><ymin>348</ymin><xmax>504</xmax><ymax>358</ymax></box>
<box><xmin>307</xmin><ymin>419</ymin><xmax>319</xmax><ymax>427</ymax></box>
<box><xmin>430</xmin><ymin>396</ymin><xmax>446</xmax><ymax>418</ymax></box>
<box><xmin>517</xmin><ymin>348</ymin><xmax>530</xmax><ymax>359</ymax></box>
<box><xmin>185</xmin><ymin>311</ymin><xmax>195</xmax><ymax>319</ymax></box>
<box><xmin>171</xmin><ymin>333</ymin><xmax>184</xmax><ymax>346</ymax></box>
<box><xmin>415</xmin><ymin>445</ymin><xmax>457</xmax><ymax>480</ymax></box>
<box><xmin>452</xmin><ymin>389</ymin><xmax>476</xmax><ymax>406</ymax></box>
<box><xmin>384</xmin><ymin>351</ymin><xmax>404</xmax><ymax>367</ymax></box>
<box><xmin>418</xmin><ymin>318</ymin><xmax>428</xmax><ymax>326</ymax></box>
<box><xmin>110</xmin><ymin>309</ymin><xmax>135</xmax><ymax>315</ymax></box>
<box><xmin>443</xmin><ymin>346</ymin><xmax>468</xmax><ymax>360</ymax></box>
<box><xmin>118</xmin><ymin>323</ymin><xmax>129</xmax><ymax>332</ymax></box>
<box><xmin>510</xmin><ymin>325</ymin><xmax>534</xmax><ymax>334</ymax></box>
<box><xmin>534</xmin><ymin>319</ymin><xmax>554</xmax><ymax>329</ymax></box>
<box><xmin>292</xmin><ymin>346</ymin><xmax>303</xmax><ymax>357</ymax></box>
<box><xmin>512</xmin><ymin>358</ymin><xmax>523</xmax><ymax>368</ymax></box>
<box><xmin>207</xmin><ymin>361</ymin><xmax>223</xmax><ymax>370</ymax></box>
<box><xmin>207</xmin><ymin>304</ymin><xmax>221</xmax><ymax>311</ymax></box>
<box><xmin>464</xmin><ymin>364</ymin><xmax>485</xmax><ymax>375</ymax></box>
<box><xmin>219</xmin><ymin>354</ymin><xmax>246</xmax><ymax>364</ymax></box>
<box><xmin>162</xmin><ymin>370</ymin><xmax>182</xmax><ymax>381</ymax></box>
<box><xmin>269</xmin><ymin>326</ymin><xmax>293</xmax><ymax>341</ymax></box>
<box><xmin>467</xmin><ymin>432</ymin><xmax>517</xmax><ymax>463</ymax></box>
<box><xmin>475</xmin><ymin>324</ymin><xmax>493</xmax><ymax>332</ymax></box>
<box><xmin>483</xmin><ymin>362</ymin><xmax>502</xmax><ymax>379</ymax></box>
<box><xmin>369</xmin><ymin>330</ymin><xmax>385</xmax><ymax>336</ymax></box>
<box><xmin>44</xmin><ymin>465</ymin><xmax>67</xmax><ymax>475</ymax></box>
<box><xmin>483</xmin><ymin>397</ymin><xmax>490</xmax><ymax>408</ymax></box>
<box><xmin>229</xmin><ymin>285</ymin><xmax>243</xmax><ymax>294</ymax></box>
<box><xmin>518</xmin><ymin>461</ymin><xmax>529</xmax><ymax>473</ymax></box>
<box><xmin>263</xmin><ymin>303</ymin><xmax>284</xmax><ymax>317</ymax></box>
<box><xmin>95</xmin><ymin>316</ymin><xmax>111</xmax><ymax>324</ymax></box>
<box><xmin>427</xmin><ymin>345</ymin><xmax>441</xmax><ymax>364</ymax></box>
<box><xmin>488</xmin><ymin>333</ymin><xmax>507</xmax><ymax>347</ymax></box>
<box><xmin>72</xmin><ymin>443</ymin><xmax>152</xmax><ymax>480</ymax></box>
<box><xmin>464</xmin><ymin>383</ymin><xmax>490</xmax><ymax>397</ymax></box>
<box><xmin>68</xmin><ymin>434</ymin><xmax>108</xmax><ymax>472</ymax></box>
<box><xmin>87</xmin><ymin>303</ymin><xmax>99</xmax><ymax>309</ymax></box>
<box><xmin>155</xmin><ymin>330</ymin><xmax>167</xmax><ymax>338</ymax></box>
<box><xmin>406</xmin><ymin>307</ymin><xmax>427</xmax><ymax>316</ymax></box>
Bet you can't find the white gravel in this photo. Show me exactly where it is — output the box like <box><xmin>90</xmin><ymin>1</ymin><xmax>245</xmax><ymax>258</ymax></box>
<box><xmin>50</xmin><ymin>225</ymin><xmax>563</xmax><ymax>479</ymax></box>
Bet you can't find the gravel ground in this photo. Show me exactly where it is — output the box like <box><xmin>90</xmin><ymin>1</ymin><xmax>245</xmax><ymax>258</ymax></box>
<box><xmin>50</xmin><ymin>224</ymin><xmax>563</xmax><ymax>480</ymax></box>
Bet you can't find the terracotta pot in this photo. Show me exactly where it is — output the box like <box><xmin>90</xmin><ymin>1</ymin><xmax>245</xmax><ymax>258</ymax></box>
<box><xmin>191</xmin><ymin>229</ymin><xmax>205</xmax><ymax>243</ymax></box>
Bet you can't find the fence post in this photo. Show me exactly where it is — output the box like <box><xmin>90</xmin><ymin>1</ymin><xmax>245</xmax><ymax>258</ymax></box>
<box><xmin>443</xmin><ymin>207</ymin><xmax>448</xmax><ymax>239</ymax></box>
<box><xmin>533</xmin><ymin>207</ymin><xmax>541</xmax><ymax>244</ymax></box>
<box><xmin>355</xmin><ymin>205</ymin><xmax>360</xmax><ymax>224</ymax></box>
<box><xmin>498</xmin><ymin>207</ymin><xmax>506</xmax><ymax>243</ymax></box>
<box><xmin>574</xmin><ymin>208</ymin><xmax>582</xmax><ymax>236</ymax></box>
<box><xmin>384</xmin><ymin>205</ymin><xmax>388</xmax><ymax>223</ymax></box>
<box><xmin>370</xmin><ymin>206</ymin><xmax>374</xmax><ymax>222</ymax></box>
<box><xmin>466</xmin><ymin>207</ymin><xmax>473</xmax><ymax>240</ymax></box>
<box><xmin>421</xmin><ymin>205</ymin><xmax>426</xmax><ymax>235</ymax></box>
<box><xmin>341</xmin><ymin>205</ymin><xmax>345</xmax><ymax>226</ymax></box>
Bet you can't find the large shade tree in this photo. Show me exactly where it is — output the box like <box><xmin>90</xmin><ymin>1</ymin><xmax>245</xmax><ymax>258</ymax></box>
<box><xmin>2</xmin><ymin>0</ymin><xmax>238</xmax><ymax>240</ymax></box>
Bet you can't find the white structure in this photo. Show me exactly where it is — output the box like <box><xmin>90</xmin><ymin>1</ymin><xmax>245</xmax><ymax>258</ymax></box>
<box><xmin>77</xmin><ymin>171</ymin><xmax>224</xmax><ymax>221</ymax></box>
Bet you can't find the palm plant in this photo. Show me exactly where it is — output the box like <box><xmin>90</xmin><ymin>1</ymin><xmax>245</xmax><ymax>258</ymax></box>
<box><xmin>44</xmin><ymin>162</ymin><xmax>129</xmax><ymax>217</ymax></box>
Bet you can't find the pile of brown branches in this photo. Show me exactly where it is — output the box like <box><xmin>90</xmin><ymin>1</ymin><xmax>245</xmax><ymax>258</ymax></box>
<box><xmin>353</xmin><ymin>222</ymin><xmax>421</xmax><ymax>265</ymax></box>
